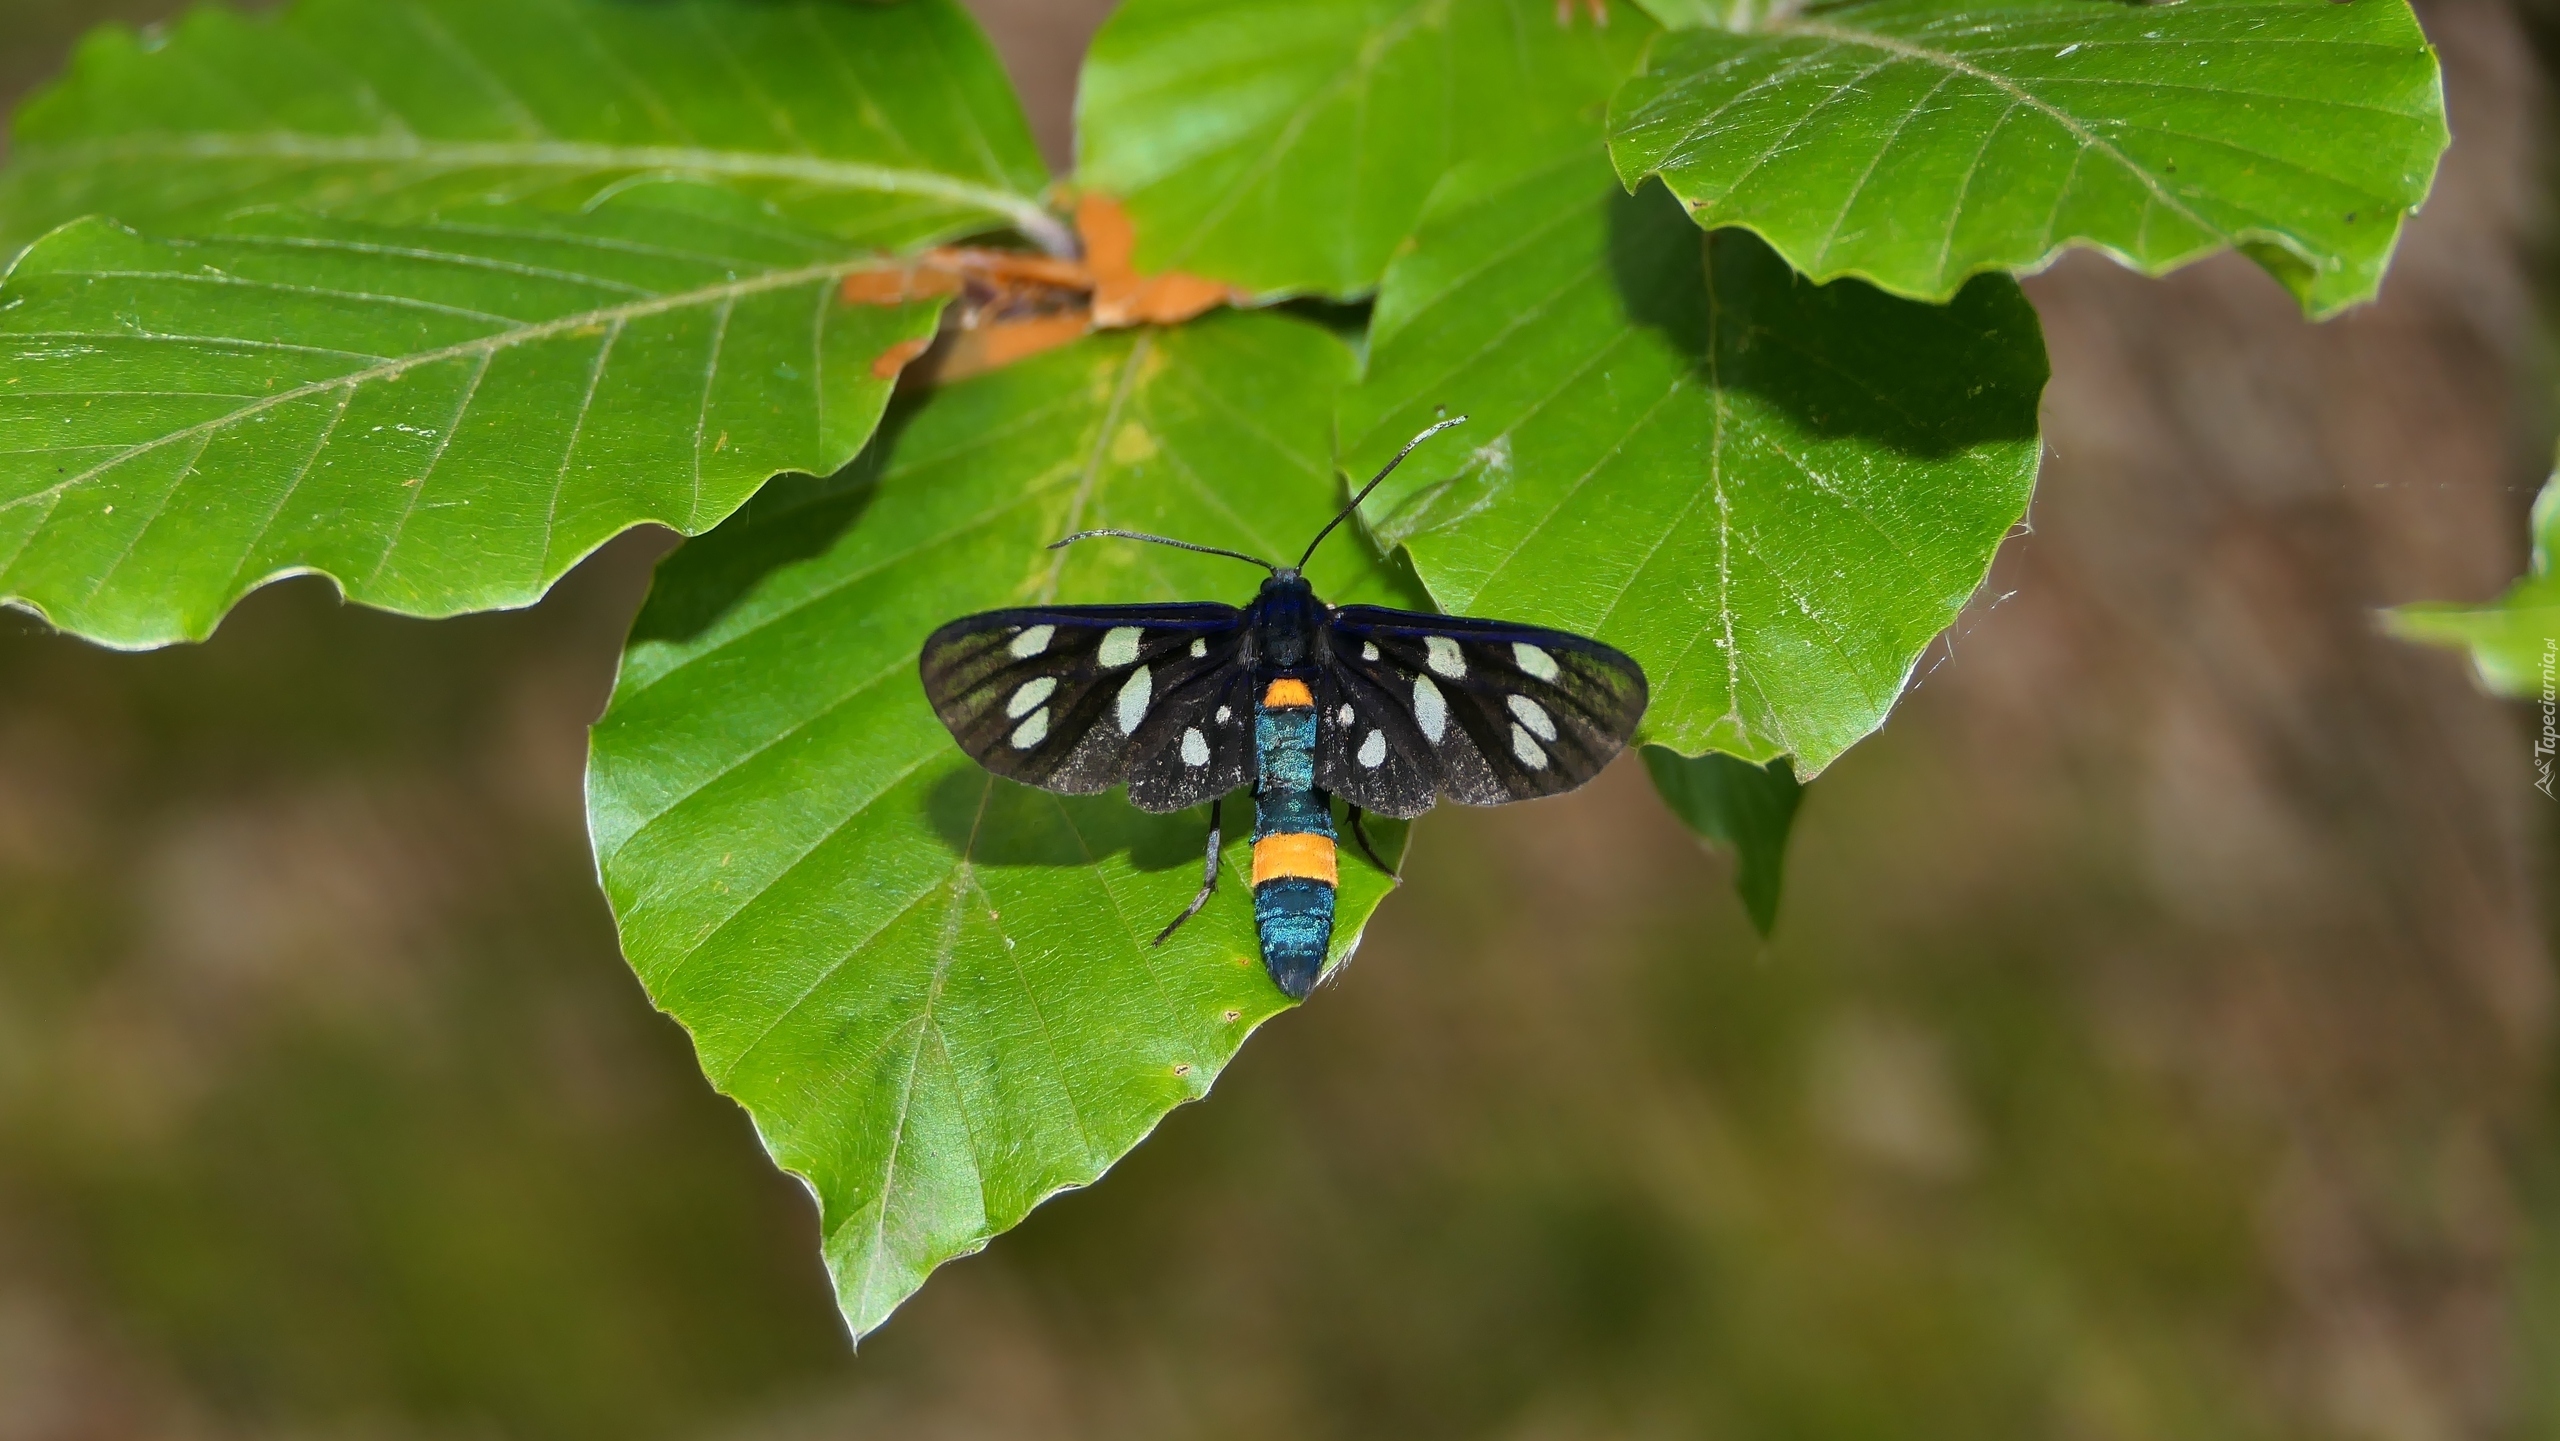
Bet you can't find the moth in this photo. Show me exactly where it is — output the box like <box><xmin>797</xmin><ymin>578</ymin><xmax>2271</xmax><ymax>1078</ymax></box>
<box><xmin>919</xmin><ymin>419</ymin><xmax>1648</xmax><ymax>999</ymax></box>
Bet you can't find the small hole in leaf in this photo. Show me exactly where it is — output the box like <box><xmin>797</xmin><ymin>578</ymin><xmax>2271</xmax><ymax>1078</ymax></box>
<box><xmin>1173</xmin><ymin>1063</ymin><xmax>1192</xmax><ymax>1076</ymax></box>
<box><xmin>1222</xmin><ymin>1009</ymin><xmax>1242</xmax><ymax>1023</ymax></box>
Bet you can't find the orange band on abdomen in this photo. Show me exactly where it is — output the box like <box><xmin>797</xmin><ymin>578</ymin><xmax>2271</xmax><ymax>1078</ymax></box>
<box><xmin>1252</xmin><ymin>832</ymin><xmax>1337</xmax><ymax>886</ymax></box>
<box><xmin>1261</xmin><ymin>678</ymin><xmax>1313</xmax><ymax>708</ymax></box>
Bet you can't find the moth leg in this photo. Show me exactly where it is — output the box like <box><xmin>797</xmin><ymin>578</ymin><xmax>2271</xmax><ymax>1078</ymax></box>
<box><xmin>1153</xmin><ymin>796</ymin><xmax>1222</xmax><ymax>947</ymax></box>
<box><xmin>1345</xmin><ymin>804</ymin><xmax>1394</xmax><ymax>876</ymax></box>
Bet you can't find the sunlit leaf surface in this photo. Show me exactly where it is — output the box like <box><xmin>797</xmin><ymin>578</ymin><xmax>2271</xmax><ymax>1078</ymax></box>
<box><xmin>588</xmin><ymin>311</ymin><xmax>1418</xmax><ymax>1338</ymax></box>
<box><xmin>1610</xmin><ymin>0</ymin><xmax>2447</xmax><ymax>316</ymax></box>
<box><xmin>1340</xmin><ymin>147</ymin><xmax>2045</xmax><ymax>773</ymax></box>
<box><xmin>0</xmin><ymin>187</ymin><xmax>945</xmax><ymax>647</ymax></box>
<box><xmin>1</xmin><ymin>0</ymin><xmax>1061</xmax><ymax>257</ymax></box>
<box><xmin>1077</xmin><ymin>0</ymin><xmax>1650</xmax><ymax>299</ymax></box>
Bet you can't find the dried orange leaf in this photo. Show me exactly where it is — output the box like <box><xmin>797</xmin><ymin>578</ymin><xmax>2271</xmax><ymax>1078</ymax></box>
<box><xmin>932</xmin><ymin>312</ymin><xmax>1095</xmax><ymax>383</ymax></box>
<box><xmin>869</xmin><ymin>334</ymin><xmax>936</xmax><ymax>379</ymax></box>
<box><xmin>940</xmin><ymin>249</ymin><xmax>1093</xmax><ymax>292</ymax></box>
<box><xmin>1077</xmin><ymin>192</ymin><xmax>1248</xmax><ymax>327</ymax></box>
<box><xmin>842</xmin><ymin>247</ymin><xmax>1099</xmax><ymax>381</ymax></box>
<box><xmin>840</xmin><ymin>265</ymin><xmax>967</xmax><ymax>306</ymax></box>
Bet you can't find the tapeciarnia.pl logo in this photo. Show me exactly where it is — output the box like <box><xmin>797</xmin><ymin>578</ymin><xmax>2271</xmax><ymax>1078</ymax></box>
<box><xmin>2537</xmin><ymin>637</ymin><xmax>2556</xmax><ymax>799</ymax></box>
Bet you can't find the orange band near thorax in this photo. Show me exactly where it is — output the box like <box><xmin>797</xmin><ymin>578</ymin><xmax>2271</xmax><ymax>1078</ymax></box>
<box><xmin>1252</xmin><ymin>832</ymin><xmax>1337</xmax><ymax>886</ymax></box>
<box><xmin>1261</xmin><ymin>678</ymin><xmax>1313</xmax><ymax>708</ymax></box>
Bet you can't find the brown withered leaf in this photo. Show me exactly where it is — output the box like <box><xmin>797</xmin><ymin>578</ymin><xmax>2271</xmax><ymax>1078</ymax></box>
<box><xmin>1077</xmin><ymin>193</ymin><xmax>1250</xmax><ymax>327</ymax></box>
<box><xmin>869</xmin><ymin>334</ymin><xmax>935</xmax><ymax>380</ymax></box>
<box><xmin>842</xmin><ymin>248</ymin><xmax>1094</xmax><ymax>382</ymax></box>
<box><xmin>925</xmin><ymin>312</ymin><xmax>1095</xmax><ymax>385</ymax></box>
<box><xmin>839</xmin><ymin>266</ymin><xmax>965</xmax><ymax>306</ymax></box>
<box><xmin>834</xmin><ymin>198</ymin><xmax>1253</xmax><ymax>384</ymax></box>
<box><xmin>837</xmin><ymin>250</ymin><xmax>1077</xmax><ymax>313</ymax></box>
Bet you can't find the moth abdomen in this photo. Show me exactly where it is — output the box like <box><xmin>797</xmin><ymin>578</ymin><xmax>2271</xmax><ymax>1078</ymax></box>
<box><xmin>1250</xmin><ymin>674</ymin><xmax>1336</xmax><ymax>999</ymax></box>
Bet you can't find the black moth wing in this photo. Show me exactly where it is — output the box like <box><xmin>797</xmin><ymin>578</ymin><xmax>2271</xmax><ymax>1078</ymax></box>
<box><xmin>1121</xmin><ymin>656</ymin><xmax>1260</xmax><ymax>814</ymax></box>
<box><xmin>919</xmin><ymin>603</ymin><xmax>1254</xmax><ymax>813</ymax></box>
<box><xmin>1315</xmin><ymin>606</ymin><xmax>1648</xmax><ymax>818</ymax></box>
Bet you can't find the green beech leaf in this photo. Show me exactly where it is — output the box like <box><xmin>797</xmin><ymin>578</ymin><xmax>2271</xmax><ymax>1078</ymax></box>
<box><xmin>1608</xmin><ymin>0</ymin><xmax>2448</xmax><ymax>317</ymax></box>
<box><xmin>2388</xmin><ymin>466</ymin><xmax>2560</xmax><ymax>703</ymax></box>
<box><xmin>2</xmin><ymin>0</ymin><xmax>1063</xmax><ymax>259</ymax></box>
<box><xmin>587</xmin><ymin>311</ymin><xmax>1418</xmax><ymax>1339</ymax></box>
<box><xmin>1641</xmin><ymin>744</ymin><xmax>1801</xmax><ymax>933</ymax></box>
<box><xmin>1076</xmin><ymin>0</ymin><xmax>1652</xmax><ymax>299</ymax></box>
<box><xmin>0</xmin><ymin>186</ymin><xmax>945</xmax><ymax>648</ymax></box>
<box><xmin>1339</xmin><ymin>147</ymin><xmax>2045</xmax><ymax>774</ymax></box>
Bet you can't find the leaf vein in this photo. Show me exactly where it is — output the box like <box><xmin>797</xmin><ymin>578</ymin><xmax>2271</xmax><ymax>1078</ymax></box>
<box><xmin>0</xmin><ymin>255</ymin><xmax>878</xmax><ymax>520</ymax></box>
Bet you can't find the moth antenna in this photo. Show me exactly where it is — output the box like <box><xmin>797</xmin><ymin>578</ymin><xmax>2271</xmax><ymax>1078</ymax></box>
<box><xmin>1297</xmin><ymin>416</ymin><xmax>1468</xmax><ymax>571</ymax></box>
<box><xmin>1048</xmin><ymin>528</ymin><xmax>1280</xmax><ymax>574</ymax></box>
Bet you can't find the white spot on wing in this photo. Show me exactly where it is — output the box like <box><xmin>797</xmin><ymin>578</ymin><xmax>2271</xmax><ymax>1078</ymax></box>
<box><xmin>1358</xmin><ymin>729</ymin><xmax>1386</xmax><ymax>769</ymax></box>
<box><xmin>1010</xmin><ymin>708</ymin><xmax>1049</xmax><ymax>749</ymax></box>
<box><xmin>1512</xmin><ymin>642</ymin><xmax>1558</xmax><ymax>681</ymax></box>
<box><xmin>1510</xmin><ymin>723</ymin><xmax>1549</xmax><ymax>770</ymax></box>
<box><xmin>1100</xmin><ymin>626</ymin><xmax>1143</xmax><ymax>668</ymax></box>
<box><xmin>1215</xmin><ymin>705</ymin><xmax>1231</xmax><ymax>723</ymax></box>
<box><xmin>1361</xmin><ymin>641</ymin><xmax>1379</xmax><ymax>662</ymax></box>
<box><xmin>1181</xmin><ymin>727</ymin><xmax>1210</xmax><ymax>766</ymax></box>
<box><xmin>1507</xmin><ymin>693</ymin><xmax>1556</xmax><ymax>741</ymax></box>
<box><xmin>1337</xmin><ymin>704</ymin><xmax>1354</xmax><ymax>726</ymax></box>
<box><xmin>1009</xmin><ymin>624</ymin><xmax>1055</xmax><ymax>659</ymax></box>
<box><xmin>1116</xmin><ymin>665</ymin><xmax>1152</xmax><ymax>733</ymax></box>
<box><xmin>1006</xmin><ymin>676</ymin><xmax>1056</xmax><ymax>718</ymax></box>
<box><xmin>1425</xmin><ymin>635</ymin><xmax>1466</xmax><ymax>679</ymax></box>
<box><xmin>1413</xmin><ymin>674</ymin><xmax>1447</xmax><ymax>744</ymax></box>
<box><xmin>1190</xmin><ymin>637</ymin><xmax>1207</xmax><ymax>658</ymax></box>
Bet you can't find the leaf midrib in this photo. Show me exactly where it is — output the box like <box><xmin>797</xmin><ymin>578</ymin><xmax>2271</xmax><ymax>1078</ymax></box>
<box><xmin>15</xmin><ymin>132</ymin><xmax>1069</xmax><ymax>253</ymax></box>
<box><xmin>1770</xmin><ymin>18</ymin><xmax>2218</xmax><ymax>243</ymax></box>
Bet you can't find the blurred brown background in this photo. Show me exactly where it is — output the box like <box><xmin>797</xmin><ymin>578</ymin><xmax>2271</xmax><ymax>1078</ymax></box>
<box><xmin>1</xmin><ymin>0</ymin><xmax>2553</xmax><ymax>1436</ymax></box>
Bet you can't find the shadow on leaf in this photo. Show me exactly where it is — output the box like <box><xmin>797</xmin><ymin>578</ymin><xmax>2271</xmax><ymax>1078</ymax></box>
<box><xmin>1608</xmin><ymin>181</ymin><xmax>2045</xmax><ymax>462</ymax></box>
<box><xmin>625</xmin><ymin>473</ymin><xmax>879</xmax><ymax>647</ymax></box>
<box><xmin>625</xmin><ymin>394</ymin><xmax>933</xmax><ymax>646</ymax></box>
<box><xmin>921</xmin><ymin>767</ymin><xmax>1221</xmax><ymax>875</ymax></box>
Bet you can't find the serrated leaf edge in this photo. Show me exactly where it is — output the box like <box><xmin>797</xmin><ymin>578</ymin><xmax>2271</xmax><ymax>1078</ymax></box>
<box><xmin>1612</xmin><ymin>5</ymin><xmax>2445</xmax><ymax>316</ymax></box>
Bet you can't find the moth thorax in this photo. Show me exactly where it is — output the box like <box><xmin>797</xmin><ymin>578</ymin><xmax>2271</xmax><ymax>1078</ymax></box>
<box><xmin>1253</xmin><ymin>577</ymin><xmax>1322</xmax><ymax>668</ymax></box>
